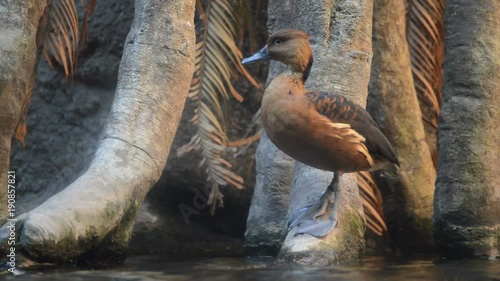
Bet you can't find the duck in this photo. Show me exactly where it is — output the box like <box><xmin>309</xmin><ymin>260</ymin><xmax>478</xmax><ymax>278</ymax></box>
<box><xmin>242</xmin><ymin>28</ymin><xmax>399</xmax><ymax>238</ymax></box>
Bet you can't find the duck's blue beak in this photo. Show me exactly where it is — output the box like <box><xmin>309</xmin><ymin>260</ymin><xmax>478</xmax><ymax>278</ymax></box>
<box><xmin>242</xmin><ymin>45</ymin><xmax>270</xmax><ymax>65</ymax></box>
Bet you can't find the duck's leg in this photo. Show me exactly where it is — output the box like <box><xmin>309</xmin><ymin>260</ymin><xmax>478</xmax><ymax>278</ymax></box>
<box><xmin>288</xmin><ymin>172</ymin><xmax>342</xmax><ymax>237</ymax></box>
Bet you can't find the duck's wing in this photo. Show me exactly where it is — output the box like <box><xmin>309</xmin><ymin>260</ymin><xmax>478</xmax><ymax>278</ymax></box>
<box><xmin>305</xmin><ymin>91</ymin><xmax>400</xmax><ymax>167</ymax></box>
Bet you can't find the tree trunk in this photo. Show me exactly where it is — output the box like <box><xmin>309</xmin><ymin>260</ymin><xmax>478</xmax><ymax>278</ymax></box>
<box><xmin>0</xmin><ymin>0</ymin><xmax>195</xmax><ymax>265</ymax></box>
<box><xmin>368</xmin><ymin>0</ymin><xmax>436</xmax><ymax>253</ymax></box>
<box><xmin>434</xmin><ymin>0</ymin><xmax>500</xmax><ymax>259</ymax></box>
<box><xmin>245</xmin><ymin>0</ymin><xmax>373</xmax><ymax>265</ymax></box>
<box><xmin>244</xmin><ymin>131</ymin><xmax>294</xmax><ymax>256</ymax></box>
<box><xmin>0</xmin><ymin>0</ymin><xmax>48</xmax><ymax>225</ymax></box>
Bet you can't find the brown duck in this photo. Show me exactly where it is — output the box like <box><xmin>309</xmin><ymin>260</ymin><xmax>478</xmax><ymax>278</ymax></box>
<box><xmin>242</xmin><ymin>29</ymin><xmax>399</xmax><ymax>237</ymax></box>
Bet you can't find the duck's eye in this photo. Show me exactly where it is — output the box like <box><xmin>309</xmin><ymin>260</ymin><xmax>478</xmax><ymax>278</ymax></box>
<box><xmin>274</xmin><ymin>38</ymin><xmax>283</xmax><ymax>45</ymax></box>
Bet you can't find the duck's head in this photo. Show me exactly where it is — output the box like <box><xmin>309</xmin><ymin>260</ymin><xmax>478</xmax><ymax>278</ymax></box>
<box><xmin>242</xmin><ymin>29</ymin><xmax>313</xmax><ymax>79</ymax></box>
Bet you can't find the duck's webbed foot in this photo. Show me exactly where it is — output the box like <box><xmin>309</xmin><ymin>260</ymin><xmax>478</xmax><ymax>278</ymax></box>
<box><xmin>287</xmin><ymin>173</ymin><xmax>341</xmax><ymax>238</ymax></box>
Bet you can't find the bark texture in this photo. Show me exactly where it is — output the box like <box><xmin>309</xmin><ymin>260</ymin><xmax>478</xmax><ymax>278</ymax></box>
<box><xmin>245</xmin><ymin>0</ymin><xmax>373</xmax><ymax>265</ymax></box>
<box><xmin>244</xmin><ymin>131</ymin><xmax>294</xmax><ymax>256</ymax></box>
<box><xmin>0</xmin><ymin>0</ymin><xmax>195</xmax><ymax>264</ymax></box>
<box><xmin>434</xmin><ymin>0</ymin><xmax>500</xmax><ymax>259</ymax></box>
<box><xmin>368</xmin><ymin>0</ymin><xmax>436</xmax><ymax>253</ymax></box>
<box><xmin>0</xmin><ymin>0</ymin><xmax>48</xmax><ymax>225</ymax></box>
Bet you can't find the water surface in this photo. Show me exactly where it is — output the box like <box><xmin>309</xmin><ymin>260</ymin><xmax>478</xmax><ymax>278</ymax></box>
<box><xmin>2</xmin><ymin>256</ymin><xmax>499</xmax><ymax>281</ymax></box>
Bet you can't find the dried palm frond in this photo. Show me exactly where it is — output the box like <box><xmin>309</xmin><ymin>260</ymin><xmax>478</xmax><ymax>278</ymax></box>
<box><xmin>79</xmin><ymin>0</ymin><xmax>97</xmax><ymax>51</ymax></box>
<box><xmin>407</xmin><ymin>0</ymin><xmax>446</xmax><ymax>167</ymax></box>
<box><xmin>14</xmin><ymin>0</ymin><xmax>96</xmax><ymax>144</ymax></box>
<box><xmin>178</xmin><ymin>0</ymin><xmax>260</xmax><ymax>213</ymax></box>
<box><xmin>43</xmin><ymin>0</ymin><xmax>96</xmax><ymax>77</ymax></box>
<box><xmin>14</xmin><ymin>5</ymin><xmax>50</xmax><ymax>145</ymax></box>
<box><xmin>15</xmin><ymin>75</ymin><xmax>36</xmax><ymax>145</ymax></box>
<box><xmin>237</xmin><ymin>0</ymin><xmax>263</xmax><ymax>53</ymax></box>
<box><xmin>42</xmin><ymin>0</ymin><xmax>79</xmax><ymax>77</ymax></box>
<box><xmin>357</xmin><ymin>171</ymin><xmax>387</xmax><ymax>236</ymax></box>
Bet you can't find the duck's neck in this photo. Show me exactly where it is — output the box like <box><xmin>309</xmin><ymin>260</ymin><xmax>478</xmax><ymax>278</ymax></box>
<box><xmin>288</xmin><ymin>55</ymin><xmax>313</xmax><ymax>85</ymax></box>
<box><xmin>302</xmin><ymin>56</ymin><xmax>313</xmax><ymax>82</ymax></box>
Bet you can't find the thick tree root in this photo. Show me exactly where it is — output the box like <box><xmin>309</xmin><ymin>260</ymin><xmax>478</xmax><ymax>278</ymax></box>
<box><xmin>0</xmin><ymin>0</ymin><xmax>195</xmax><ymax>266</ymax></box>
<box><xmin>0</xmin><ymin>139</ymin><xmax>156</xmax><ymax>265</ymax></box>
<box><xmin>278</xmin><ymin>169</ymin><xmax>365</xmax><ymax>265</ymax></box>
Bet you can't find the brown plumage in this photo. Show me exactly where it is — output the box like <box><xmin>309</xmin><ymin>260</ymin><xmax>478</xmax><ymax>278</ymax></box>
<box><xmin>242</xmin><ymin>29</ymin><xmax>399</xmax><ymax>237</ymax></box>
<box><xmin>305</xmin><ymin>91</ymin><xmax>399</xmax><ymax>171</ymax></box>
